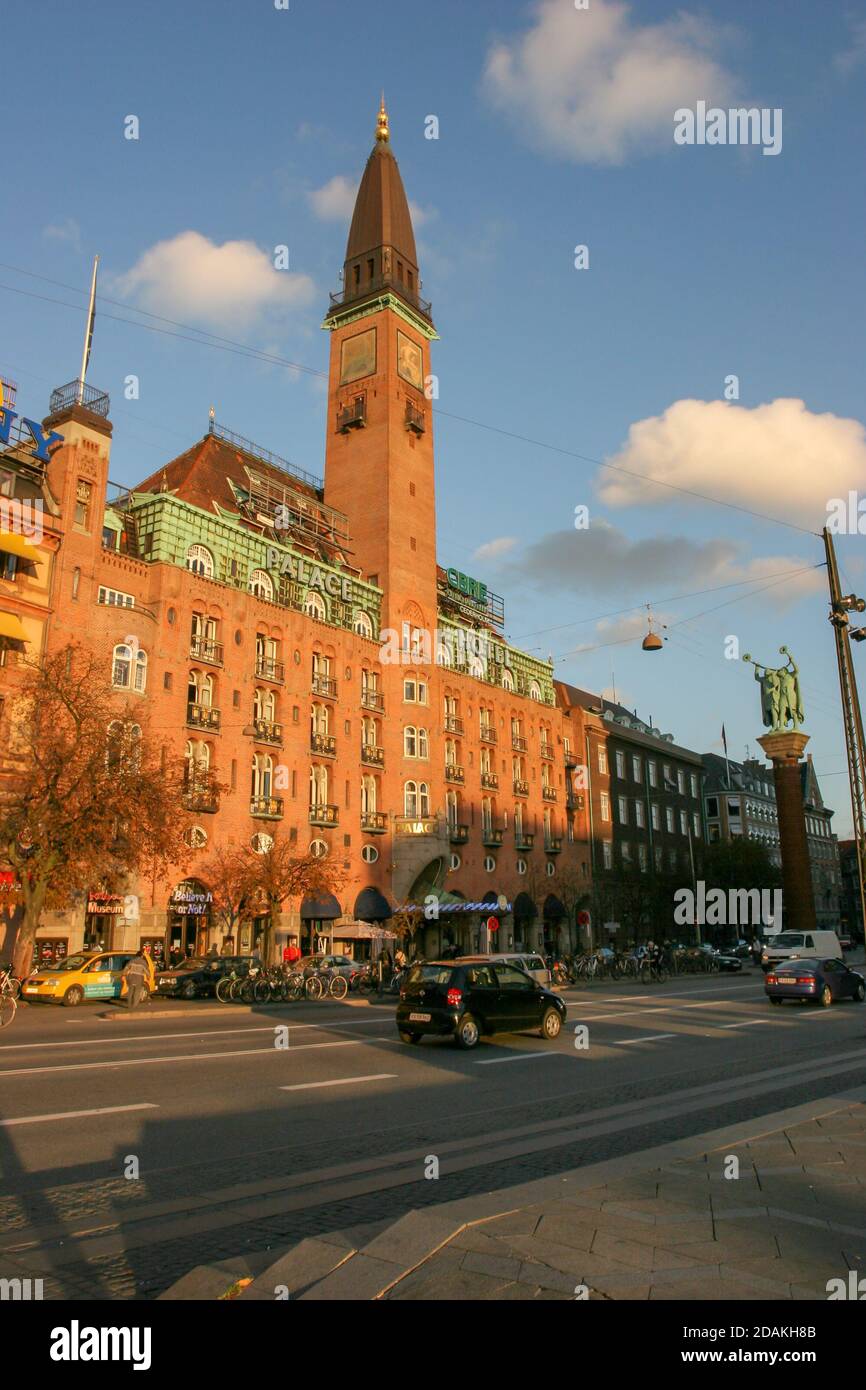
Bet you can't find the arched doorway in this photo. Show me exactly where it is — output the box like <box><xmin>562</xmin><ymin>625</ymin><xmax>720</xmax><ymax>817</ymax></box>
<box><xmin>167</xmin><ymin>879</ymin><xmax>213</xmax><ymax>961</ymax></box>
<box><xmin>542</xmin><ymin>894</ymin><xmax>567</xmax><ymax>956</ymax></box>
<box><xmin>513</xmin><ymin>892</ymin><xmax>537</xmax><ymax>951</ymax></box>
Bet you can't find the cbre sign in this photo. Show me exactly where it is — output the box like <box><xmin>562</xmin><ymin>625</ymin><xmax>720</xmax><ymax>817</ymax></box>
<box><xmin>446</xmin><ymin>568</ymin><xmax>487</xmax><ymax>607</ymax></box>
<box><xmin>0</xmin><ymin>408</ymin><xmax>63</xmax><ymax>462</ymax></box>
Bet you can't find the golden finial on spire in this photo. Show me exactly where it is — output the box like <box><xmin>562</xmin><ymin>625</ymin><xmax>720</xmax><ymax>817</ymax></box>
<box><xmin>376</xmin><ymin>92</ymin><xmax>389</xmax><ymax>143</ymax></box>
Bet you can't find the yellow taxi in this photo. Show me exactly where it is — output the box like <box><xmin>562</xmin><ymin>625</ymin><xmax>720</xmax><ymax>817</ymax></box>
<box><xmin>22</xmin><ymin>951</ymin><xmax>135</xmax><ymax>1006</ymax></box>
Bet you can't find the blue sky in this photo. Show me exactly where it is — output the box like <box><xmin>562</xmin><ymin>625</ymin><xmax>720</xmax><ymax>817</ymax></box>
<box><xmin>2</xmin><ymin>0</ymin><xmax>865</xmax><ymax>831</ymax></box>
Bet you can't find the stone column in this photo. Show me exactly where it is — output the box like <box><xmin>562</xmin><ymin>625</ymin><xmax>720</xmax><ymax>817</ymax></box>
<box><xmin>757</xmin><ymin>731</ymin><xmax>816</xmax><ymax>935</ymax></box>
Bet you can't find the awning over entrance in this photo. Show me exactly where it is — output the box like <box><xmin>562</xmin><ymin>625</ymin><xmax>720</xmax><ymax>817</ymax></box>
<box><xmin>0</xmin><ymin>611</ymin><xmax>27</xmax><ymax>642</ymax></box>
<box><xmin>330</xmin><ymin>921</ymin><xmax>398</xmax><ymax>940</ymax></box>
<box><xmin>299</xmin><ymin>892</ymin><xmax>342</xmax><ymax>920</ymax></box>
<box><xmin>353</xmin><ymin>886</ymin><xmax>393</xmax><ymax>921</ymax></box>
<box><xmin>0</xmin><ymin>532</ymin><xmax>41</xmax><ymax>565</ymax></box>
<box><xmin>543</xmin><ymin>894</ymin><xmax>567</xmax><ymax>921</ymax></box>
<box><xmin>395</xmin><ymin>891</ymin><xmax>513</xmax><ymax>914</ymax></box>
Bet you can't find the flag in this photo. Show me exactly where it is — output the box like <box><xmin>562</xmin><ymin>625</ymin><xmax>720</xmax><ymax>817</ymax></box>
<box><xmin>78</xmin><ymin>256</ymin><xmax>99</xmax><ymax>397</ymax></box>
<box><xmin>722</xmin><ymin>723</ymin><xmax>731</xmax><ymax>789</ymax></box>
<box><xmin>721</xmin><ymin>723</ymin><xmax>728</xmax><ymax>754</ymax></box>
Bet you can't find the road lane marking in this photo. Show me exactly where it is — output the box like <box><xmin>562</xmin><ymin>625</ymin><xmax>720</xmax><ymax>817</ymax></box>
<box><xmin>720</xmin><ymin>1019</ymin><xmax>772</xmax><ymax>1029</ymax></box>
<box><xmin>614</xmin><ymin>1034</ymin><xmax>676</xmax><ymax>1045</ymax></box>
<box><xmin>474</xmin><ymin>1052</ymin><xmax>560</xmax><ymax>1065</ymax></box>
<box><xmin>0</xmin><ymin>1103</ymin><xmax>158</xmax><ymax>1127</ymax></box>
<box><xmin>279</xmin><ymin>1074</ymin><xmax>396</xmax><ymax>1091</ymax></box>
<box><xmin>0</xmin><ymin>1037</ymin><xmax>396</xmax><ymax>1077</ymax></box>
<box><xmin>0</xmin><ymin>1018</ymin><xmax>391</xmax><ymax>1051</ymax></box>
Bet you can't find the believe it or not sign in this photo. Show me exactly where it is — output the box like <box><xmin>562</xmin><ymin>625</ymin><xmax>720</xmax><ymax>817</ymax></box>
<box><xmin>170</xmin><ymin>887</ymin><xmax>213</xmax><ymax>916</ymax></box>
<box><xmin>446</xmin><ymin>568</ymin><xmax>487</xmax><ymax>607</ymax></box>
<box><xmin>0</xmin><ymin>408</ymin><xmax>63</xmax><ymax>462</ymax></box>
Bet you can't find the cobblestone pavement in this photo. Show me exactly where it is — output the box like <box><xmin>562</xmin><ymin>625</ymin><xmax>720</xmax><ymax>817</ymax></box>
<box><xmin>385</xmin><ymin>1102</ymin><xmax>866</xmax><ymax>1300</ymax></box>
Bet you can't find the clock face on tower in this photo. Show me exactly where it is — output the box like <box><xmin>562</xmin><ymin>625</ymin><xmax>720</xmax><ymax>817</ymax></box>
<box><xmin>397</xmin><ymin>331</ymin><xmax>423</xmax><ymax>391</ymax></box>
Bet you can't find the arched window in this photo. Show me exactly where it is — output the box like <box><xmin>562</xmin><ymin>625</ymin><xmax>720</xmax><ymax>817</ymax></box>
<box><xmin>112</xmin><ymin>644</ymin><xmax>147</xmax><ymax>693</ymax></box>
<box><xmin>309</xmin><ymin>763</ymin><xmax>329</xmax><ymax>807</ymax></box>
<box><xmin>468</xmin><ymin>655</ymin><xmax>485</xmax><ymax>679</ymax></box>
<box><xmin>403</xmin><ymin>781</ymin><xmax>429</xmax><ymax>818</ymax></box>
<box><xmin>361</xmin><ymin>774</ymin><xmax>377</xmax><ymax>814</ymax></box>
<box><xmin>189</xmin><ymin>671</ymin><xmax>213</xmax><ymax>707</ymax></box>
<box><xmin>253</xmin><ymin>687</ymin><xmax>275</xmax><ymax>721</ymax></box>
<box><xmin>529</xmin><ymin>680</ymin><xmax>542</xmax><ymax>701</ymax></box>
<box><xmin>304</xmin><ymin>591</ymin><xmax>326</xmax><ymax>621</ymax></box>
<box><xmin>404</xmin><ymin>725</ymin><xmax>417</xmax><ymax>757</ymax></box>
<box><xmin>362</xmin><ymin>715</ymin><xmax>378</xmax><ymax>745</ymax></box>
<box><xmin>252</xmin><ymin>752</ymin><xmax>273</xmax><ymax>799</ymax></box>
<box><xmin>186</xmin><ymin>544</ymin><xmax>214</xmax><ymax>578</ymax></box>
<box><xmin>249</xmin><ymin>569</ymin><xmax>274</xmax><ymax>601</ymax></box>
<box><xmin>185</xmin><ymin>740</ymin><xmax>210</xmax><ymax>789</ymax></box>
<box><xmin>446</xmin><ymin>789</ymin><xmax>458</xmax><ymax>826</ymax></box>
<box><xmin>311</xmin><ymin>702</ymin><xmax>329</xmax><ymax>735</ymax></box>
<box><xmin>445</xmin><ymin>738</ymin><xmax>457</xmax><ymax>767</ymax></box>
<box><xmin>107</xmin><ymin>720</ymin><xmax>124</xmax><ymax>770</ymax></box>
<box><xmin>418</xmin><ymin>728</ymin><xmax>429</xmax><ymax>758</ymax></box>
<box><xmin>354</xmin><ymin>611</ymin><xmax>373</xmax><ymax>638</ymax></box>
<box><xmin>437</xmin><ymin>639</ymin><xmax>452</xmax><ymax>667</ymax></box>
<box><xmin>501</xmin><ymin>668</ymin><xmax>514</xmax><ymax>691</ymax></box>
<box><xmin>482</xmin><ymin>797</ymin><xmax>492</xmax><ymax>831</ymax></box>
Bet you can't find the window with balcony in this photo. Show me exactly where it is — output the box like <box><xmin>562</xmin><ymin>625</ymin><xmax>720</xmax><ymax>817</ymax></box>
<box><xmin>254</xmin><ymin>687</ymin><xmax>276</xmax><ymax>722</ymax></box>
<box><xmin>310</xmin><ymin>763</ymin><xmax>329</xmax><ymax>808</ymax></box>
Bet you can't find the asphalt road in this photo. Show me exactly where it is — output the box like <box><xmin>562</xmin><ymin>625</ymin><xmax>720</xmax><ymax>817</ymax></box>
<box><xmin>2</xmin><ymin>961</ymin><xmax>866</xmax><ymax>1300</ymax></box>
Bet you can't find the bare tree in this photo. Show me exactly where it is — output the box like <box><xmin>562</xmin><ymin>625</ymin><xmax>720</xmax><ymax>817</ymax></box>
<box><xmin>234</xmin><ymin>837</ymin><xmax>343</xmax><ymax>962</ymax></box>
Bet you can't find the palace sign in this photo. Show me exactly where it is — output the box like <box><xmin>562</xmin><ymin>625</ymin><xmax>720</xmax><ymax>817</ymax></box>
<box><xmin>0</xmin><ymin>408</ymin><xmax>63</xmax><ymax>462</ymax></box>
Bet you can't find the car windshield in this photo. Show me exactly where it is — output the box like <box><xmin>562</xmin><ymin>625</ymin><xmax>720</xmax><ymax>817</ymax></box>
<box><xmin>773</xmin><ymin>934</ymin><xmax>804</xmax><ymax>948</ymax></box>
<box><xmin>408</xmin><ymin>964</ymin><xmax>454</xmax><ymax>986</ymax></box>
<box><xmin>175</xmin><ymin>958</ymin><xmax>207</xmax><ymax>971</ymax></box>
<box><xmin>50</xmin><ymin>954</ymin><xmax>95</xmax><ymax>972</ymax></box>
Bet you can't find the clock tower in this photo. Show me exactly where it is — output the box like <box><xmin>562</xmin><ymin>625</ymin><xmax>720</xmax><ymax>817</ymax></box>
<box><xmin>322</xmin><ymin>99</ymin><xmax>438</xmax><ymax>638</ymax></box>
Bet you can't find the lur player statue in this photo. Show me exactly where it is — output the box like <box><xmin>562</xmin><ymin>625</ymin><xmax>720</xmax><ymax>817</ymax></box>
<box><xmin>742</xmin><ymin>646</ymin><xmax>804</xmax><ymax>732</ymax></box>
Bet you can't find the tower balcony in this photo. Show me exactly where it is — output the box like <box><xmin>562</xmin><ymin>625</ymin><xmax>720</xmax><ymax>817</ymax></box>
<box><xmin>405</xmin><ymin>400</ymin><xmax>425</xmax><ymax>435</ymax></box>
<box><xmin>337</xmin><ymin>398</ymin><xmax>366</xmax><ymax>432</ymax></box>
<box><xmin>328</xmin><ymin>275</ymin><xmax>432</xmax><ymax>322</ymax></box>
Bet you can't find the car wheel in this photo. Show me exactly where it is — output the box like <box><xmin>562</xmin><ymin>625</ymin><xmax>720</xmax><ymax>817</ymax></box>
<box><xmin>182</xmin><ymin>981</ymin><xmax>197</xmax><ymax>1000</ymax></box>
<box><xmin>769</xmin><ymin>995</ymin><xmax>782</xmax><ymax>1005</ymax></box>
<box><xmin>540</xmin><ymin>1007</ymin><xmax>562</xmax><ymax>1040</ymax></box>
<box><xmin>820</xmin><ymin>985</ymin><xmax>833</xmax><ymax>1007</ymax></box>
<box><xmin>855</xmin><ymin>982</ymin><xmax>866</xmax><ymax>1002</ymax></box>
<box><xmin>455</xmin><ymin>1013</ymin><xmax>480</xmax><ymax>1049</ymax></box>
<box><xmin>63</xmin><ymin>985</ymin><xmax>84</xmax><ymax>1007</ymax></box>
<box><xmin>398</xmin><ymin>1030</ymin><xmax>422</xmax><ymax>1044</ymax></box>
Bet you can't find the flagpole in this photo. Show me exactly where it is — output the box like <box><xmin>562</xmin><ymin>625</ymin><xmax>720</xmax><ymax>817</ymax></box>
<box><xmin>77</xmin><ymin>254</ymin><xmax>99</xmax><ymax>404</ymax></box>
<box><xmin>722</xmin><ymin>723</ymin><xmax>731</xmax><ymax>790</ymax></box>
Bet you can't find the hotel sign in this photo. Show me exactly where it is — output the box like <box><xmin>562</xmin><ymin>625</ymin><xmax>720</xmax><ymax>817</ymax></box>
<box><xmin>446</xmin><ymin>569</ymin><xmax>487</xmax><ymax>607</ymax></box>
<box><xmin>0</xmin><ymin>408</ymin><xmax>63</xmax><ymax>462</ymax></box>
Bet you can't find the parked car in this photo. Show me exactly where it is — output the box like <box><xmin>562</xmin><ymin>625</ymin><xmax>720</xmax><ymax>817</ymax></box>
<box><xmin>704</xmin><ymin>945</ymin><xmax>743</xmax><ymax>973</ymax></box>
<box><xmin>21</xmin><ymin>950</ymin><xmax>135</xmax><ymax>1006</ymax></box>
<box><xmin>155</xmin><ymin>954</ymin><xmax>259</xmax><ymax>1000</ymax></box>
<box><xmin>295</xmin><ymin>954</ymin><xmax>357</xmax><ymax>979</ymax></box>
<box><xmin>396</xmin><ymin>956</ymin><xmax>567</xmax><ymax>1049</ymax></box>
<box><xmin>839</xmin><ymin>931</ymin><xmax>854</xmax><ymax>951</ymax></box>
<box><xmin>455</xmin><ymin>951</ymin><xmax>551</xmax><ymax>986</ymax></box>
<box><xmin>764</xmin><ymin>957</ymin><xmax>865</xmax><ymax>1007</ymax></box>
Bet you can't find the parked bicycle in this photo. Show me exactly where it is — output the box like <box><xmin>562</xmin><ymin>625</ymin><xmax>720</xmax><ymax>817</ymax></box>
<box><xmin>0</xmin><ymin>965</ymin><xmax>18</xmax><ymax>1027</ymax></box>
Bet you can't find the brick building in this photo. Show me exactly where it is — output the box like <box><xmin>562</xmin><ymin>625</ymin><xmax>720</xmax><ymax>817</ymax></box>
<box><xmin>1</xmin><ymin>104</ymin><xmax>604</xmax><ymax>966</ymax></box>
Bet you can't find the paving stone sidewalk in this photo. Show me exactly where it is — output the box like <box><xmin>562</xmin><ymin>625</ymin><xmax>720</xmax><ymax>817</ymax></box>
<box><xmin>384</xmin><ymin>1100</ymin><xmax>866</xmax><ymax>1301</ymax></box>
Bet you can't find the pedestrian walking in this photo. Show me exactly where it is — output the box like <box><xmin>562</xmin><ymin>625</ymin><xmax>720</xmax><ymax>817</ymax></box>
<box><xmin>122</xmin><ymin>953</ymin><xmax>149</xmax><ymax>1011</ymax></box>
<box><xmin>141</xmin><ymin>943</ymin><xmax>156</xmax><ymax>994</ymax></box>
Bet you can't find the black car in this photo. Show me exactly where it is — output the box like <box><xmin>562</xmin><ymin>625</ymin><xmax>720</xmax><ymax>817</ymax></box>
<box><xmin>155</xmin><ymin>955</ymin><xmax>260</xmax><ymax>1000</ymax></box>
<box><xmin>395</xmin><ymin>956</ymin><xmax>567</xmax><ymax>1050</ymax></box>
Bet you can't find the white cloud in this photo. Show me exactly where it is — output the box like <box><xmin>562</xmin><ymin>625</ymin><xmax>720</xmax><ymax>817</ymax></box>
<box><xmin>483</xmin><ymin>0</ymin><xmax>737</xmax><ymax>164</ymax></box>
<box><xmin>114</xmin><ymin>231</ymin><xmax>315</xmax><ymax>332</ymax></box>
<box><xmin>43</xmin><ymin>218</ymin><xmax>82</xmax><ymax>253</ymax></box>
<box><xmin>835</xmin><ymin>16</ymin><xmax>866</xmax><ymax>73</ymax></box>
<box><xmin>473</xmin><ymin>536</ymin><xmax>518</xmax><ymax>562</ymax></box>
<box><xmin>598</xmin><ymin>397</ymin><xmax>866</xmax><ymax>527</ymax></box>
<box><xmin>308</xmin><ymin>175</ymin><xmax>358</xmax><ymax>222</ymax></box>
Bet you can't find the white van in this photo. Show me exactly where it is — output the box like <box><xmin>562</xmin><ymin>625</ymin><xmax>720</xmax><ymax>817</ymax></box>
<box><xmin>456</xmin><ymin>952</ymin><xmax>551</xmax><ymax>986</ymax></box>
<box><xmin>762</xmin><ymin>930</ymin><xmax>843</xmax><ymax>969</ymax></box>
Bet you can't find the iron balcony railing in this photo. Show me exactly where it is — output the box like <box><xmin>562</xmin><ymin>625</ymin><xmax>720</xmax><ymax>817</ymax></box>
<box><xmin>361</xmin><ymin>688</ymin><xmax>384</xmax><ymax>712</ymax></box>
<box><xmin>542</xmin><ymin>786</ymin><xmax>558</xmax><ymax>802</ymax></box>
<box><xmin>49</xmin><ymin>379</ymin><xmax>110</xmax><ymax>419</ymax></box>
<box><xmin>540</xmin><ymin>742</ymin><xmax>555</xmax><ymax>760</ymax></box>
<box><xmin>251</xmin><ymin>796</ymin><xmax>284</xmax><ymax>819</ymax></box>
<box><xmin>448</xmin><ymin>823</ymin><xmax>469</xmax><ymax>844</ymax></box>
<box><xmin>361</xmin><ymin>810</ymin><xmax>388</xmax><ymax>833</ymax></box>
<box><xmin>445</xmin><ymin>763</ymin><xmax>465</xmax><ymax>784</ymax></box>
<box><xmin>513</xmin><ymin>779</ymin><xmax>529</xmax><ymax>797</ymax></box>
<box><xmin>405</xmin><ymin>400</ymin><xmax>425</xmax><ymax>434</ymax></box>
<box><xmin>309</xmin><ymin>803</ymin><xmax>339</xmax><ymax>826</ymax></box>
<box><xmin>311</xmin><ymin>732</ymin><xmax>336</xmax><ymax>757</ymax></box>
<box><xmin>480</xmin><ymin>727</ymin><xmax>497</xmax><ymax>744</ymax></box>
<box><xmin>544</xmin><ymin>837</ymin><xmax>563</xmax><ymax>854</ymax></box>
<box><xmin>329</xmin><ymin>275</ymin><xmax>432</xmax><ymax>320</ymax></box>
<box><xmin>512</xmin><ymin>735</ymin><xmax>527</xmax><ymax>752</ymax></box>
<box><xmin>444</xmin><ymin>716</ymin><xmax>464</xmax><ymax>735</ymax></box>
<box><xmin>183</xmin><ymin>784</ymin><xmax>219</xmax><ymax>814</ymax></box>
<box><xmin>312</xmin><ymin>673</ymin><xmax>337</xmax><ymax>699</ymax></box>
<box><xmin>515</xmin><ymin>831</ymin><xmax>535</xmax><ymax>850</ymax></box>
<box><xmin>255</xmin><ymin>656</ymin><xmax>284</xmax><ymax>683</ymax></box>
<box><xmin>482</xmin><ymin>826</ymin><xmax>504</xmax><ymax>847</ymax></box>
<box><xmin>187</xmin><ymin>703</ymin><xmax>220</xmax><ymax>731</ymax></box>
<box><xmin>361</xmin><ymin>743</ymin><xmax>384</xmax><ymax>767</ymax></box>
<box><xmin>251</xmin><ymin>719</ymin><xmax>282</xmax><ymax>746</ymax></box>
<box><xmin>337</xmin><ymin>398</ymin><xmax>366</xmax><ymax>432</ymax></box>
<box><xmin>190</xmin><ymin>636</ymin><xmax>224</xmax><ymax>666</ymax></box>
